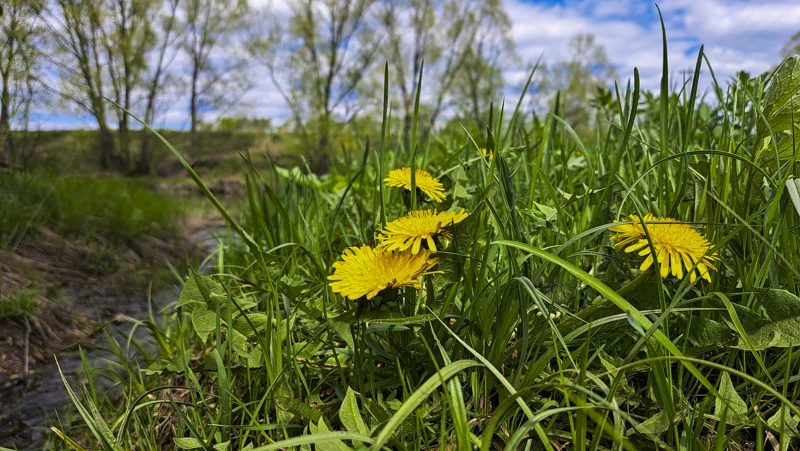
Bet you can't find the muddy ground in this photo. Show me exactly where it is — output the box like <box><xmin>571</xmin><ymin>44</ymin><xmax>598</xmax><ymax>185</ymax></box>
<box><xmin>0</xmin><ymin>220</ymin><xmax>220</xmax><ymax>450</ymax></box>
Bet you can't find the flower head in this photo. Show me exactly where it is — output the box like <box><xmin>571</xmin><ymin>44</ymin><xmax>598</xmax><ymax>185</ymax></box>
<box><xmin>378</xmin><ymin>209</ymin><xmax>469</xmax><ymax>254</ymax></box>
<box><xmin>328</xmin><ymin>245</ymin><xmax>439</xmax><ymax>300</ymax></box>
<box><xmin>384</xmin><ymin>167</ymin><xmax>446</xmax><ymax>202</ymax></box>
<box><xmin>609</xmin><ymin>214</ymin><xmax>718</xmax><ymax>283</ymax></box>
<box><xmin>481</xmin><ymin>147</ymin><xmax>493</xmax><ymax>161</ymax></box>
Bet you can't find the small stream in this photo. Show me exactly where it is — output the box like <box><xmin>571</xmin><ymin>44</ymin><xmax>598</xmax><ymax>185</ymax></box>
<box><xmin>0</xmin><ymin>229</ymin><xmax>221</xmax><ymax>450</ymax></box>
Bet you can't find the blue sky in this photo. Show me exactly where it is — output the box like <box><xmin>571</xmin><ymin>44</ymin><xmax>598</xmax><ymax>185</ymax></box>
<box><xmin>30</xmin><ymin>0</ymin><xmax>800</xmax><ymax>130</ymax></box>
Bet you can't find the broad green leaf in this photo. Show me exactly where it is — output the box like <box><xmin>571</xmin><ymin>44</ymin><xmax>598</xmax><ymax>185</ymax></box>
<box><xmin>331</xmin><ymin>321</ymin><xmax>355</xmax><ymax>349</ymax></box>
<box><xmin>293</xmin><ymin>339</ymin><xmax>324</xmax><ymax>359</ymax></box>
<box><xmin>758</xmin><ymin>55</ymin><xmax>800</xmax><ymax>144</ymax></box>
<box><xmin>757</xmin><ymin>288</ymin><xmax>800</xmax><ymax>318</ymax></box>
<box><xmin>276</xmin><ymin>314</ymin><xmax>296</xmax><ymax>341</ymax></box>
<box><xmin>683</xmin><ymin>315</ymin><xmax>735</xmax><ymax>347</ymax></box>
<box><xmin>766</xmin><ymin>407</ymin><xmax>800</xmax><ymax>435</ymax></box>
<box><xmin>174</xmin><ymin>437</ymin><xmax>203</xmax><ymax>449</ymax></box>
<box><xmin>309</xmin><ymin>418</ymin><xmax>352</xmax><ymax>451</ymax></box>
<box><xmin>213</xmin><ymin>441</ymin><xmax>231</xmax><ymax>451</ymax></box>
<box><xmin>229</xmin><ymin>329</ymin><xmax>261</xmax><ymax>364</ymax></box>
<box><xmin>763</xmin><ymin>56</ymin><xmax>800</xmax><ymax>120</ymax></box>
<box><xmin>232</xmin><ymin>313</ymin><xmax>271</xmax><ymax>336</ymax></box>
<box><xmin>280</xmin><ymin>274</ymin><xmax>307</xmax><ymax>298</ymax></box>
<box><xmin>178</xmin><ymin>269</ymin><xmax>226</xmax><ymax>307</ymax></box>
<box><xmin>275</xmin><ymin>396</ymin><xmax>323</xmax><ymax>422</ymax></box>
<box><xmin>735</xmin><ymin>289</ymin><xmax>800</xmax><ymax>349</ymax></box>
<box><xmin>361</xmin><ymin>397</ymin><xmax>392</xmax><ymax>423</ymax></box>
<box><xmin>452</xmin><ymin>184</ymin><xmax>471</xmax><ymax>199</ymax></box>
<box><xmin>192</xmin><ymin>305</ymin><xmax>217</xmax><ymax>344</ymax></box>
<box><xmin>714</xmin><ymin>372</ymin><xmax>748</xmax><ymax>423</ymax></box>
<box><xmin>340</xmin><ymin>388</ymin><xmax>370</xmax><ymax>436</ymax></box>
<box><xmin>777</xmin><ymin>131</ymin><xmax>800</xmax><ymax>158</ymax></box>
<box><xmin>533</xmin><ymin>202</ymin><xmax>557</xmax><ymax>221</ymax></box>
<box><xmin>626</xmin><ymin>410</ymin><xmax>670</xmax><ymax>436</ymax></box>
<box><xmin>166</xmin><ymin>349</ymin><xmax>194</xmax><ymax>373</ymax></box>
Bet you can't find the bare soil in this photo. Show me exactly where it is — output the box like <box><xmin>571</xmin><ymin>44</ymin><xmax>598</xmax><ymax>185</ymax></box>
<box><xmin>0</xmin><ymin>219</ymin><xmax>220</xmax><ymax>449</ymax></box>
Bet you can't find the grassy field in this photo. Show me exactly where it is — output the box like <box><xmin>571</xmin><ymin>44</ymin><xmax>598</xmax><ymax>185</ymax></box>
<box><xmin>15</xmin><ymin>129</ymin><xmax>301</xmax><ymax>181</ymax></box>
<box><xmin>0</xmin><ymin>172</ymin><xmax>185</xmax><ymax>306</ymax></box>
<box><xmin>48</xmin><ymin>49</ymin><xmax>800</xmax><ymax>451</ymax></box>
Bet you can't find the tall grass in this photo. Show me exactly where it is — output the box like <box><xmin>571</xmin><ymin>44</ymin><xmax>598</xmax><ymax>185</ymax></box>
<box><xmin>53</xmin><ymin>45</ymin><xmax>800</xmax><ymax>451</ymax></box>
<box><xmin>0</xmin><ymin>172</ymin><xmax>181</xmax><ymax>249</ymax></box>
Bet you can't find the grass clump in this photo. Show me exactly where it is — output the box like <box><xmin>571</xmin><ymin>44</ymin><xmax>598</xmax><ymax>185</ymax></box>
<box><xmin>0</xmin><ymin>172</ymin><xmax>181</xmax><ymax>249</ymax></box>
<box><xmin>0</xmin><ymin>285</ymin><xmax>39</xmax><ymax>320</ymax></box>
<box><xmin>53</xmin><ymin>49</ymin><xmax>800</xmax><ymax>451</ymax></box>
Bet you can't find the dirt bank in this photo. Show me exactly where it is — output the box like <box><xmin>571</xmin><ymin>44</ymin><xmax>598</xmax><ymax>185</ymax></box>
<box><xmin>0</xmin><ymin>219</ymin><xmax>221</xmax><ymax>449</ymax></box>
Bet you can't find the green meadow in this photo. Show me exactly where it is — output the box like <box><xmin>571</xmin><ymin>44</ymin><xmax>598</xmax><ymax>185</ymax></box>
<box><xmin>45</xmin><ymin>47</ymin><xmax>800</xmax><ymax>450</ymax></box>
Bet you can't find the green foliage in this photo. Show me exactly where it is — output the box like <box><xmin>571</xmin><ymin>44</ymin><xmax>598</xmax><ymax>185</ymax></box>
<box><xmin>209</xmin><ymin>116</ymin><xmax>273</xmax><ymax>133</ymax></box>
<box><xmin>758</xmin><ymin>55</ymin><xmax>800</xmax><ymax>157</ymax></box>
<box><xmin>0</xmin><ymin>285</ymin><xmax>38</xmax><ymax>320</ymax></box>
<box><xmin>55</xmin><ymin>48</ymin><xmax>800</xmax><ymax>451</ymax></box>
<box><xmin>0</xmin><ymin>172</ymin><xmax>180</xmax><ymax>247</ymax></box>
<box><xmin>22</xmin><ymin>129</ymin><xmax>280</xmax><ymax>175</ymax></box>
<box><xmin>0</xmin><ymin>171</ymin><xmax>57</xmax><ymax>247</ymax></box>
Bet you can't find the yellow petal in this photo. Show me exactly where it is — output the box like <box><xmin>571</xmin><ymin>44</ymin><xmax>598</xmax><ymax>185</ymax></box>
<box><xmin>624</xmin><ymin>241</ymin><xmax>649</xmax><ymax>253</ymax></box>
<box><xmin>658</xmin><ymin>249</ymin><xmax>670</xmax><ymax>279</ymax></box>
<box><xmin>640</xmin><ymin>253</ymin><xmax>654</xmax><ymax>272</ymax></box>
<box><xmin>412</xmin><ymin>237</ymin><xmax>422</xmax><ymax>255</ymax></box>
<box><xmin>426</xmin><ymin>235</ymin><xmax>436</xmax><ymax>252</ymax></box>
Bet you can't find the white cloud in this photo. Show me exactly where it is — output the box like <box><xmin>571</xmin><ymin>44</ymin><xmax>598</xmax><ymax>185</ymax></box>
<box><xmin>33</xmin><ymin>0</ymin><xmax>800</xmax><ymax>130</ymax></box>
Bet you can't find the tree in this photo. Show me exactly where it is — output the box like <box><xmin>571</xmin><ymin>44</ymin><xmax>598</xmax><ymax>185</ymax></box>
<box><xmin>450</xmin><ymin>13</ymin><xmax>514</xmax><ymax>129</ymax></box>
<box><xmin>214</xmin><ymin>116</ymin><xmax>272</xmax><ymax>132</ymax></box>
<box><xmin>1</xmin><ymin>0</ymin><xmax>44</xmax><ymax>165</ymax></box>
<box><xmin>48</xmin><ymin>0</ymin><xmax>158</xmax><ymax>171</ymax></box>
<box><xmin>782</xmin><ymin>31</ymin><xmax>800</xmax><ymax>58</ymax></box>
<box><xmin>250</xmin><ymin>0</ymin><xmax>381</xmax><ymax>174</ymax></box>
<box><xmin>180</xmin><ymin>0</ymin><xmax>251</xmax><ymax>160</ymax></box>
<box><xmin>104</xmin><ymin>0</ymin><xmax>158</xmax><ymax>168</ymax></box>
<box><xmin>137</xmin><ymin>0</ymin><xmax>182</xmax><ymax>174</ymax></box>
<box><xmin>541</xmin><ymin>33</ymin><xmax>616</xmax><ymax>132</ymax></box>
<box><xmin>378</xmin><ymin>0</ymin><xmax>515</xmax><ymax>148</ymax></box>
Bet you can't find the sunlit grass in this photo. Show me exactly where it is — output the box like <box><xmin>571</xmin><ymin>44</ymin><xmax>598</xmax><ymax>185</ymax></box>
<box><xmin>52</xmin><ymin>44</ymin><xmax>800</xmax><ymax>451</ymax></box>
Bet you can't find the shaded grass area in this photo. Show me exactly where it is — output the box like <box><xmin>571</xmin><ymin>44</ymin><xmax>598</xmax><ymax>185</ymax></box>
<box><xmin>0</xmin><ymin>172</ymin><xmax>180</xmax><ymax>251</ymax></box>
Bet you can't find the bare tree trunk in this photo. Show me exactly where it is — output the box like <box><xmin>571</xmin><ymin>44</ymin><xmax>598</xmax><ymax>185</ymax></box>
<box><xmin>137</xmin><ymin>105</ymin><xmax>155</xmax><ymax>175</ymax></box>
<box><xmin>312</xmin><ymin>112</ymin><xmax>331</xmax><ymax>174</ymax></box>
<box><xmin>1</xmin><ymin>42</ymin><xmax>13</xmax><ymax>163</ymax></box>
<box><xmin>137</xmin><ymin>0</ymin><xmax>179</xmax><ymax>175</ymax></box>
<box><xmin>190</xmin><ymin>61</ymin><xmax>199</xmax><ymax>160</ymax></box>
<box><xmin>0</xmin><ymin>78</ymin><xmax>11</xmax><ymax>163</ymax></box>
<box><xmin>137</xmin><ymin>133</ymin><xmax>152</xmax><ymax>174</ymax></box>
<box><xmin>470</xmin><ymin>75</ymin><xmax>482</xmax><ymax>129</ymax></box>
<box><xmin>98</xmin><ymin>124</ymin><xmax>117</xmax><ymax>171</ymax></box>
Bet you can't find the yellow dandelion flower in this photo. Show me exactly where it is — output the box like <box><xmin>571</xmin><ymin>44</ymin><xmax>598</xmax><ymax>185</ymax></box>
<box><xmin>481</xmin><ymin>147</ymin><xmax>493</xmax><ymax>161</ymax></box>
<box><xmin>377</xmin><ymin>209</ymin><xmax>469</xmax><ymax>254</ymax></box>
<box><xmin>609</xmin><ymin>214</ymin><xmax>718</xmax><ymax>283</ymax></box>
<box><xmin>384</xmin><ymin>167</ymin><xmax>446</xmax><ymax>202</ymax></box>
<box><xmin>328</xmin><ymin>245</ymin><xmax>439</xmax><ymax>300</ymax></box>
